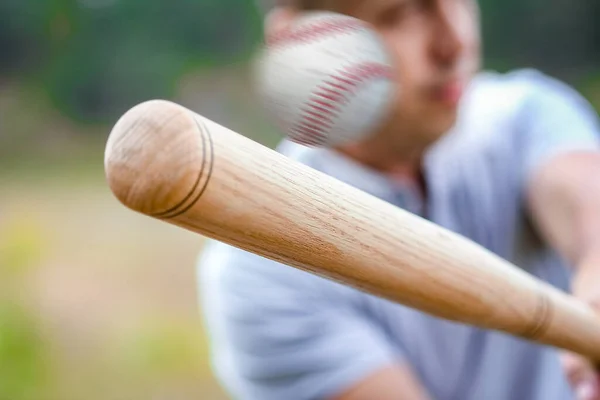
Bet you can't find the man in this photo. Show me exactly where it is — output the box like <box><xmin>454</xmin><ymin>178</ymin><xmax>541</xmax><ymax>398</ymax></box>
<box><xmin>197</xmin><ymin>0</ymin><xmax>600</xmax><ymax>399</ymax></box>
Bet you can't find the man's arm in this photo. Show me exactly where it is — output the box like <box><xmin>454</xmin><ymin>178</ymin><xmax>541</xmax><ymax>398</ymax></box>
<box><xmin>526</xmin><ymin>151</ymin><xmax>600</xmax><ymax>400</ymax></box>
<box><xmin>515</xmin><ymin>73</ymin><xmax>600</xmax><ymax>307</ymax></box>
<box><xmin>510</xmin><ymin>71</ymin><xmax>600</xmax><ymax>399</ymax></box>
<box><xmin>527</xmin><ymin>151</ymin><xmax>600</xmax><ymax>304</ymax></box>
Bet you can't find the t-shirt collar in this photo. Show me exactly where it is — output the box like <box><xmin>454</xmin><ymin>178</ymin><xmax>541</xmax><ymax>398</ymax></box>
<box><xmin>314</xmin><ymin>147</ymin><xmax>415</xmax><ymax>201</ymax></box>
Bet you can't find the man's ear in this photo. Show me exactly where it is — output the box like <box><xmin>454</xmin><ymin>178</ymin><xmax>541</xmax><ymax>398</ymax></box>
<box><xmin>264</xmin><ymin>7</ymin><xmax>298</xmax><ymax>39</ymax></box>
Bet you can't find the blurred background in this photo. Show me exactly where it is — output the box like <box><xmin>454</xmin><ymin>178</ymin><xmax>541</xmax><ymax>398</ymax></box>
<box><xmin>0</xmin><ymin>1</ymin><xmax>599</xmax><ymax>399</ymax></box>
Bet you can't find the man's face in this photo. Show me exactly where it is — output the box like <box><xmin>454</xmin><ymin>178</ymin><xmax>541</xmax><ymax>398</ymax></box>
<box><xmin>340</xmin><ymin>0</ymin><xmax>482</xmax><ymax>147</ymax></box>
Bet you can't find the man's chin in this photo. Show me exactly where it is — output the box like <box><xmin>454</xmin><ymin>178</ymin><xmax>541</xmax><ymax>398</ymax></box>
<box><xmin>427</xmin><ymin>109</ymin><xmax>459</xmax><ymax>137</ymax></box>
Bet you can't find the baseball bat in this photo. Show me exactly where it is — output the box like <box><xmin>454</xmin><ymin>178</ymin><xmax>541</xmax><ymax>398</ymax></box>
<box><xmin>104</xmin><ymin>99</ymin><xmax>600</xmax><ymax>361</ymax></box>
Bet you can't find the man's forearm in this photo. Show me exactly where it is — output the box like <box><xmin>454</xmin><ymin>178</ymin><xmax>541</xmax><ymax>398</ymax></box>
<box><xmin>526</xmin><ymin>152</ymin><xmax>600</xmax><ymax>320</ymax></box>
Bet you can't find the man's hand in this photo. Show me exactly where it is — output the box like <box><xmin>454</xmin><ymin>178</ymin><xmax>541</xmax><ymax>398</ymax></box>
<box><xmin>560</xmin><ymin>350</ymin><xmax>600</xmax><ymax>400</ymax></box>
<box><xmin>564</xmin><ymin>254</ymin><xmax>600</xmax><ymax>400</ymax></box>
<box><xmin>566</xmin><ymin>252</ymin><xmax>600</xmax><ymax>399</ymax></box>
<box><xmin>560</xmin><ymin>287</ymin><xmax>600</xmax><ymax>400</ymax></box>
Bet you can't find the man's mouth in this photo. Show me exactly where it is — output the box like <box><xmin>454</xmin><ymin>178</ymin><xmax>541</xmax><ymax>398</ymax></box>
<box><xmin>429</xmin><ymin>79</ymin><xmax>465</xmax><ymax>107</ymax></box>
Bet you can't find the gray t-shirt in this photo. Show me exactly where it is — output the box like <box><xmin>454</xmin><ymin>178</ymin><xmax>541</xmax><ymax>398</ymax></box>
<box><xmin>197</xmin><ymin>69</ymin><xmax>600</xmax><ymax>400</ymax></box>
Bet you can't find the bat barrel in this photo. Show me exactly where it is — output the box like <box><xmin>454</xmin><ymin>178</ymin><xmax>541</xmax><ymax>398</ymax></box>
<box><xmin>104</xmin><ymin>100</ymin><xmax>211</xmax><ymax>218</ymax></box>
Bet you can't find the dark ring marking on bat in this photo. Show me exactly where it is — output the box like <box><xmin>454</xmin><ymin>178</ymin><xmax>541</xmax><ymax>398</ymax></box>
<box><xmin>150</xmin><ymin>117</ymin><xmax>208</xmax><ymax>218</ymax></box>
<box><xmin>152</xmin><ymin>117</ymin><xmax>214</xmax><ymax>219</ymax></box>
<box><xmin>523</xmin><ymin>291</ymin><xmax>553</xmax><ymax>341</ymax></box>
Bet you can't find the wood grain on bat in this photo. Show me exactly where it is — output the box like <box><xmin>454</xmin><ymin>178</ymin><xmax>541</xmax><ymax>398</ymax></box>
<box><xmin>104</xmin><ymin>100</ymin><xmax>600</xmax><ymax>362</ymax></box>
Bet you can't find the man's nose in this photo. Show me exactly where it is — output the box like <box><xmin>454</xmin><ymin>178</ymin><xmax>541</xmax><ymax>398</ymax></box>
<box><xmin>430</xmin><ymin>4</ymin><xmax>467</xmax><ymax>66</ymax></box>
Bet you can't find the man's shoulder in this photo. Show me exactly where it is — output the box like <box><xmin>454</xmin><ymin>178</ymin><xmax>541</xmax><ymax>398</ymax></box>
<box><xmin>470</xmin><ymin>68</ymin><xmax>567</xmax><ymax>95</ymax></box>
<box><xmin>464</xmin><ymin>68</ymin><xmax>582</xmax><ymax>118</ymax></box>
<box><xmin>443</xmin><ymin>68</ymin><xmax>586</xmax><ymax>146</ymax></box>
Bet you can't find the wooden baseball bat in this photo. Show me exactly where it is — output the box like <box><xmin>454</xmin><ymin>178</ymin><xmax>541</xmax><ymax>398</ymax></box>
<box><xmin>104</xmin><ymin>99</ymin><xmax>600</xmax><ymax>361</ymax></box>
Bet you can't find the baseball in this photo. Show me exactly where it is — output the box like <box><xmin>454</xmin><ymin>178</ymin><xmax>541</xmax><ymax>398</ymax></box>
<box><xmin>253</xmin><ymin>11</ymin><xmax>396</xmax><ymax>148</ymax></box>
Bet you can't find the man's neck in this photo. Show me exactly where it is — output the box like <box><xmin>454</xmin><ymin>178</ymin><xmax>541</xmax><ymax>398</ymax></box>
<box><xmin>335</xmin><ymin>144</ymin><xmax>423</xmax><ymax>183</ymax></box>
<box><xmin>333</xmin><ymin>145</ymin><xmax>430</xmax><ymax>208</ymax></box>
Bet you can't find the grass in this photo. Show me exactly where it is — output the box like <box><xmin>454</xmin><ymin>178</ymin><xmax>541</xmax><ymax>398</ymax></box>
<box><xmin>0</xmin><ymin>74</ymin><xmax>259</xmax><ymax>398</ymax></box>
<box><xmin>0</xmin><ymin>172</ymin><xmax>229</xmax><ymax>400</ymax></box>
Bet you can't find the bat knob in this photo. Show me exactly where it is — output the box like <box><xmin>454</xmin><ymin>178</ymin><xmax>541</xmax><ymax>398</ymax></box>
<box><xmin>104</xmin><ymin>99</ymin><xmax>209</xmax><ymax>218</ymax></box>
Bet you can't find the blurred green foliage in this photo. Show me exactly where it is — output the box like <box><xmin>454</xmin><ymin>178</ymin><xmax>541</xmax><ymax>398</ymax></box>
<box><xmin>479</xmin><ymin>0</ymin><xmax>600</xmax><ymax>80</ymax></box>
<box><xmin>1</xmin><ymin>0</ymin><xmax>599</xmax><ymax>128</ymax></box>
<box><xmin>1</xmin><ymin>0</ymin><xmax>262</xmax><ymax>123</ymax></box>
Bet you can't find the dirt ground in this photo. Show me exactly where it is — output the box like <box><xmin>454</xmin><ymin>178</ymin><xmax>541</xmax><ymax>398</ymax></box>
<box><xmin>0</xmin><ymin>172</ymin><xmax>230</xmax><ymax>400</ymax></box>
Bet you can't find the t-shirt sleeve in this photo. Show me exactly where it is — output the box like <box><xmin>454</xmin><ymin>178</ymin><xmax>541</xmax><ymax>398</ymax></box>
<box><xmin>518</xmin><ymin>75</ymin><xmax>600</xmax><ymax>181</ymax></box>
<box><xmin>198</xmin><ymin>241</ymin><xmax>401</xmax><ymax>400</ymax></box>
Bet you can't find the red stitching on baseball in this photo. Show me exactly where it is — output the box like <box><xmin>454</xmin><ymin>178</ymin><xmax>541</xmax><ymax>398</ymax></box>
<box><xmin>266</xmin><ymin>17</ymin><xmax>366</xmax><ymax>48</ymax></box>
<box><xmin>304</xmin><ymin>110</ymin><xmax>333</xmax><ymax>124</ymax></box>
<box><xmin>332</xmin><ymin>77</ymin><xmax>355</xmax><ymax>87</ymax></box>
<box><xmin>326</xmin><ymin>82</ymin><xmax>346</xmax><ymax>91</ymax></box>
<box><xmin>308</xmin><ymin>104</ymin><xmax>335</xmax><ymax>115</ymax></box>
<box><xmin>311</xmin><ymin>98</ymin><xmax>340</xmax><ymax>111</ymax></box>
<box><xmin>290</xmin><ymin>62</ymin><xmax>393</xmax><ymax>146</ymax></box>
<box><xmin>304</xmin><ymin>116</ymin><xmax>328</xmax><ymax>126</ymax></box>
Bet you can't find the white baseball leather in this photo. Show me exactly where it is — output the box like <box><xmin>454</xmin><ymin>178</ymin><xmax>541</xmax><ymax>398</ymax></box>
<box><xmin>253</xmin><ymin>11</ymin><xmax>396</xmax><ymax>148</ymax></box>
